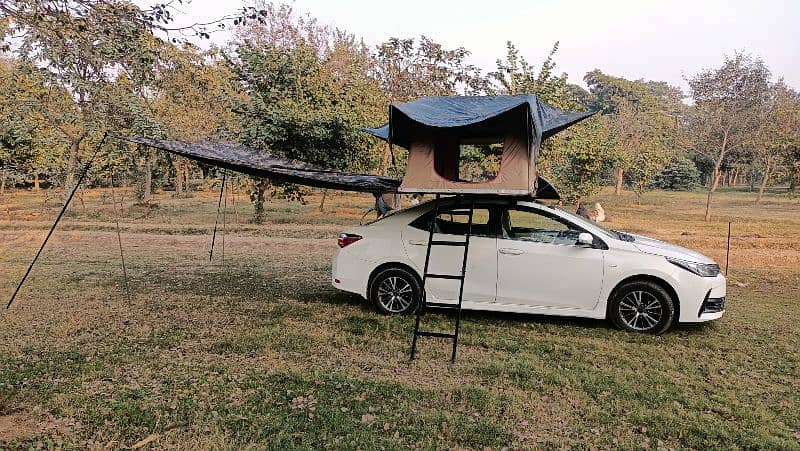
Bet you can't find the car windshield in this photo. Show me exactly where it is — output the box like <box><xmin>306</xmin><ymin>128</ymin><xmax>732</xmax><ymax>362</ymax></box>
<box><xmin>548</xmin><ymin>206</ymin><xmax>634</xmax><ymax>241</ymax></box>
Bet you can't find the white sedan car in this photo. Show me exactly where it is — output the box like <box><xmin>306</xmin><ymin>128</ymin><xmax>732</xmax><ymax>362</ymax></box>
<box><xmin>332</xmin><ymin>197</ymin><xmax>726</xmax><ymax>334</ymax></box>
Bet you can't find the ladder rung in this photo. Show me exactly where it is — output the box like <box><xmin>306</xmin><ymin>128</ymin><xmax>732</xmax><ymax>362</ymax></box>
<box><xmin>430</xmin><ymin>240</ymin><xmax>467</xmax><ymax>246</ymax></box>
<box><xmin>425</xmin><ymin>302</ymin><xmax>460</xmax><ymax>309</ymax></box>
<box><xmin>415</xmin><ymin>331</ymin><xmax>456</xmax><ymax>339</ymax></box>
<box><xmin>424</xmin><ymin>273</ymin><xmax>464</xmax><ymax>280</ymax></box>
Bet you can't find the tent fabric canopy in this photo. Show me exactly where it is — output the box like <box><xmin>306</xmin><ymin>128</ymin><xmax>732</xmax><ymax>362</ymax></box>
<box><xmin>112</xmin><ymin>135</ymin><xmax>561</xmax><ymax>199</ymax></box>
<box><xmin>363</xmin><ymin>94</ymin><xmax>595</xmax><ymax>149</ymax></box>
<box><xmin>112</xmin><ymin>136</ymin><xmax>401</xmax><ymax>193</ymax></box>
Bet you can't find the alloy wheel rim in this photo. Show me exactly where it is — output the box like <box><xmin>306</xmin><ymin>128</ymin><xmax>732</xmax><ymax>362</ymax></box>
<box><xmin>377</xmin><ymin>276</ymin><xmax>414</xmax><ymax>313</ymax></box>
<box><xmin>618</xmin><ymin>290</ymin><xmax>663</xmax><ymax>331</ymax></box>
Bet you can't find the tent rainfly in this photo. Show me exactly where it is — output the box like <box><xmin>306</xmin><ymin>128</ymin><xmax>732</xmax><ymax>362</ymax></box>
<box><xmin>364</xmin><ymin>94</ymin><xmax>596</xmax><ymax>196</ymax></box>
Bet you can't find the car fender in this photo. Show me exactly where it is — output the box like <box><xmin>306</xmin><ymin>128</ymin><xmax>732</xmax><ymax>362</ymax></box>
<box><xmin>361</xmin><ymin>255</ymin><xmax>424</xmax><ymax>294</ymax></box>
<box><xmin>596</xmin><ymin>251</ymin><xmax>684</xmax><ymax>313</ymax></box>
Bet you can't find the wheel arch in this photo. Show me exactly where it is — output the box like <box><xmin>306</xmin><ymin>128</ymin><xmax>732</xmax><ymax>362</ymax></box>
<box><xmin>367</xmin><ymin>261</ymin><xmax>423</xmax><ymax>295</ymax></box>
<box><xmin>606</xmin><ymin>274</ymin><xmax>680</xmax><ymax>320</ymax></box>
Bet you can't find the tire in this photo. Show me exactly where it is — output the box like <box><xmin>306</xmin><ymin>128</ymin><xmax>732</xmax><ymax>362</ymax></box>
<box><xmin>609</xmin><ymin>281</ymin><xmax>675</xmax><ymax>334</ymax></box>
<box><xmin>368</xmin><ymin>267</ymin><xmax>422</xmax><ymax>315</ymax></box>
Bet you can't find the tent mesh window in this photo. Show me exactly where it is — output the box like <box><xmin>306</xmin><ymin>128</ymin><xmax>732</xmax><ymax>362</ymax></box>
<box><xmin>455</xmin><ymin>138</ymin><xmax>503</xmax><ymax>183</ymax></box>
<box><xmin>432</xmin><ymin>133</ymin><xmax>507</xmax><ymax>184</ymax></box>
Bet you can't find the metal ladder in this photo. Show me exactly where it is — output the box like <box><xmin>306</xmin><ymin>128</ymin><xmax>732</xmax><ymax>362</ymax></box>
<box><xmin>410</xmin><ymin>194</ymin><xmax>475</xmax><ymax>363</ymax></box>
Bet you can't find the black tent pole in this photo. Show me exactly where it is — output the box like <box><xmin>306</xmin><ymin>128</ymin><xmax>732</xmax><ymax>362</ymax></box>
<box><xmin>221</xmin><ymin>173</ymin><xmax>228</xmax><ymax>267</ymax></box>
<box><xmin>388</xmin><ymin>105</ymin><xmax>396</xmax><ymax>168</ymax></box>
<box><xmin>6</xmin><ymin>132</ymin><xmax>109</xmax><ymax>309</ymax></box>
<box><xmin>110</xmin><ymin>172</ymin><xmax>131</xmax><ymax>304</ymax></box>
<box><xmin>209</xmin><ymin>169</ymin><xmax>227</xmax><ymax>262</ymax></box>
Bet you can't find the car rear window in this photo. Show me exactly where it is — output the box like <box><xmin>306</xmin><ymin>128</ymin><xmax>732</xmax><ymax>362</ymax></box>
<box><xmin>409</xmin><ymin>207</ymin><xmax>494</xmax><ymax>237</ymax></box>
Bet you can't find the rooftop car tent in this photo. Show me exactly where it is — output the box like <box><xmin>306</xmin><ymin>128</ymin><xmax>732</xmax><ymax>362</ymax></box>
<box><xmin>363</xmin><ymin>94</ymin><xmax>595</xmax><ymax>195</ymax></box>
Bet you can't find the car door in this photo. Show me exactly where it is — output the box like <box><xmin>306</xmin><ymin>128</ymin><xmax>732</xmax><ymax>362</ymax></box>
<box><xmin>495</xmin><ymin>205</ymin><xmax>605</xmax><ymax>309</ymax></box>
<box><xmin>402</xmin><ymin>205</ymin><xmax>498</xmax><ymax>304</ymax></box>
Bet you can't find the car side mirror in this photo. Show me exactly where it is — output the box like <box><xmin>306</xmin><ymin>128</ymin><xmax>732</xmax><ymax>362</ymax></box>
<box><xmin>577</xmin><ymin>232</ymin><xmax>594</xmax><ymax>246</ymax></box>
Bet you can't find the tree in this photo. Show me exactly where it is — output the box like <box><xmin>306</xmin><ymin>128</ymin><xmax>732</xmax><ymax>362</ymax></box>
<box><xmin>1</xmin><ymin>0</ymin><xmax>268</xmax><ymax>197</ymax></box>
<box><xmin>152</xmin><ymin>44</ymin><xmax>245</xmax><ymax>194</ymax></box>
<box><xmin>651</xmin><ymin>155</ymin><xmax>701</xmax><ymax>191</ymax></box>
<box><xmin>0</xmin><ymin>57</ymin><xmax>69</xmax><ymax>193</ymax></box>
<box><xmin>584</xmin><ymin>70</ymin><xmax>684</xmax><ymax>199</ymax></box>
<box><xmin>756</xmin><ymin>81</ymin><xmax>800</xmax><ymax>202</ymax></box>
<box><xmin>2</xmin><ymin>1</ymin><xmax>160</xmax><ymax>198</ymax></box>
<box><xmin>685</xmin><ymin>54</ymin><xmax>772</xmax><ymax>220</ymax></box>
<box><xmin>233</xmin><ymin>6</ymin><xmax>386</xmax><ymax>220</ymax></box>
<box><xmin>375</xmin><ymin>36</ymin><xmax>486</xmax><ymax>102</ymax></box>
<box><xmin>488</xmin><ymin>41</ymin><xmax>586</xmax><ymax>110</ymax></box>
<box><xmin>547</xmin><ymin>116</ymin><xmax>615</xmax><ymax>206</ymax></box>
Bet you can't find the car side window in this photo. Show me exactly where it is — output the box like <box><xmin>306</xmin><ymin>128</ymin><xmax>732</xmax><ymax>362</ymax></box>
<box><xmin>410</xmin><ymin>207</ymin><xmax>494</xmax><ymax>237</ymax></box>
<box><xmin>503</xmin><ymin>208</ymin><xmax>582</xmax><ymax>245</ymax></box>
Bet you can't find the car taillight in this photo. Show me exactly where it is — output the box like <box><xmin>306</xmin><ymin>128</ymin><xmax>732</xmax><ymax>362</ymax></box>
<box><xmin>338</xmin><ymin>233</ymin><xmax>362</xmax><ymax>248</ymax></box>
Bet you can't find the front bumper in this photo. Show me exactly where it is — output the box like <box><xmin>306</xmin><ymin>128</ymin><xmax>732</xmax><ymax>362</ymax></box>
<box><xmin>697</xmin><ymin>293</ymin><xmax>725</xmax><ymax>320</ymax></box>
<box><xmin>676</xmin><ymin>273</ymin><xmax>726</xmax><ymax>323</ymax></box>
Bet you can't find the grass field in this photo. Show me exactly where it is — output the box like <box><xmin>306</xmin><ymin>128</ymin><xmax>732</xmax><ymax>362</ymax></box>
<box><xmin>0</xmin><ymin>186</ymin><xmax>798</xmax><ymax>449</ymax></box>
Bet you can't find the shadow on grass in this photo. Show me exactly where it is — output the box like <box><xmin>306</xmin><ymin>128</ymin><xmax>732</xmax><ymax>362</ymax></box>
<box><xmin>104</xmin><ymin>256</ymin><xmax>367</xmax><ymax>310</ymax></box>
<box><xmin>431</xmin><ymin>306</ymin><xmax>611</xmax><ymax>331</ymax></box>
<box><xmin>427</xmin><ymin>305</ymin><xmax>719</xmax><ymax>338</ymax></box>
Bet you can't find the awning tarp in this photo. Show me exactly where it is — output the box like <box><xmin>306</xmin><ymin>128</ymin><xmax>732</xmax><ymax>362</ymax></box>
<box><xmin>113</xmin><ymin>136</ymin><xmax>401</xmax><ymax>193</ymax></box>
<box><xmin>112</xmin><ymin>135</ymin><xmax>561</xmax><ymax>199</ymax></box>
<box><xmin>363</xmin><ymin>94</ymin><xmax>595</xmax><ymax>149</ymax></box>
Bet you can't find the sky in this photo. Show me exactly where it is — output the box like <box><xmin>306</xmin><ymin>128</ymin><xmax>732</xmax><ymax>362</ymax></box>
<box><xmin>149</xmin><ymin>0</ymin><xmax>800</xmax><ymax>94</ymax></box>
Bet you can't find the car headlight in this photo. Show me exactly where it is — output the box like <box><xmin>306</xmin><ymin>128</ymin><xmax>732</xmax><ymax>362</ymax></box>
<box><xmin>666</xmin><ymin>257</ymin><xmax>720</xmax><ymax>277</ymax></box>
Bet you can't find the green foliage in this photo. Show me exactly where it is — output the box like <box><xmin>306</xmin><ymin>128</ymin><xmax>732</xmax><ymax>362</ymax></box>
<box><xmin>585</xmin><ymin>70</ymin><xmax>684</xmax><ymax>198</ymax></box>
<box><xmin>234</xmin><ymin>11</ymin><xmax>386</xmax><ymax>214</ymax></box>
<box><xmin>686</xmin><ymin>53</ymin><xmax>773</xmax><ymax>218</ymax></box>
<box><xmin>488</xmin><ymin>41</ymin><xmax>588</xmax><ymax>110</ymax></box>
<box><xmin>458</xmin><ymin>143</ymin><xmax>502</xmax><ymax>182</ymax></box>
<box><xmin>376</xmin><ymin>36</ymin><xmax>486</xmax><ymax>101</ymax></box>
<box><xmin>651</xmin><ymin>155</ymin><xmax>701</xmax><ymax>190</ymax></box>
<box><xmin>546</xmin><ymin>116</ymin><xmax>615</xmax><ymax>204</ymax></box>
<box><xmin>0</xmin><ymin>58</ymin><xmax>68</xmax><ymax>185</ymax></box>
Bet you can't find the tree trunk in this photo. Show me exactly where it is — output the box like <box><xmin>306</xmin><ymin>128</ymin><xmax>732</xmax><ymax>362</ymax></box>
<box><xmin>705</xmin><ymin>129</ymin><xmax>731</xmax><ymax>221</ymax></box>
<box><xmin>381</xmin><ymin>143</ymin><xmax>394</xmax><ymax>176</ymax></box>
<box><xmin>183</xmin><ymin>164</ymin><xmax>190</xmax><ymax>193</ymax></box>
<box><xmin>252</xmin><ymin>178</ymin><xmax>270</xmax><ymax>223</ymax></box>
<box><xmin>614</xmin><ymin>167</ymin><xmax>624</xmax><ymax>195</ymax></box>
<box><xmin>143</xmin><ymin>159</ymin><xmax>152</xmax><ymax>202</ymax></box>
<box><xmin>174</xmin><ymin>160</ymin><xmax>183</xmax><ymax>194</ymax></box>
<box><xmin>63</xmin><ymin>132</ymin><xmax>87</xmax><ymax>201</ymax></box>
<box><xmin>33</xmin><ymin>173</ymin><xmax>40</xmax><ymax>191</ymax></box>
<box><xmin>1</xmin><ymin>168</ymin><xmax>5</xmax><ymax>196</ymax></box>
<box><xmin>756</xmin><ymin>156</ymin><xmax>774</xmax><ymax>204</ymax></box>
<box><xmin>705</xmin><ymin>167</ymin><xmax>722</xmax><ymax>221</ymax></box>
<box><xmin>319</xmin><ymin>189</ymin><xmax>327</xmax><ymax>212</ymax></box>
<box><xmin>64</xmin><ymin>140</ymin><xmax>79</xmax><ymax>199</ymax></box>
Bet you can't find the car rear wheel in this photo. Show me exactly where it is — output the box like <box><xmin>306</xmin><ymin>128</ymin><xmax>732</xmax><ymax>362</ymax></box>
<box><xmin>609</xmin><ymin>281</ymin><xmax>675</xmax><ymax>334</ymax></box>
<box><xmin>369</xmin><ymin>267</ymin><xmax>421</xmax><ymax>315</ymax></box>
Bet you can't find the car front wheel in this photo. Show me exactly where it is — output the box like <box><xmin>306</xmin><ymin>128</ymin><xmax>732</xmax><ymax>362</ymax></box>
<box><xmin>369</xmin><ymin>267</ymin><xmax>421</xmax><ymax>315</ymax></box>
<box><xmin>609</xmin><ymin>281</ymin><xmax>675</xmax><ymax>334</ymax></box>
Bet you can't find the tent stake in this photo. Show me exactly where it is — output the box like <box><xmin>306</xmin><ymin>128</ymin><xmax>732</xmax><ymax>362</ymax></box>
<box><xmin>110</xmin><ymin>173</ymin><xmax>131</xmax><ymax>304</ymax></box>
<box><xmin>209</xmin><ymin>170</ymin><xmax>227</xmax><ymax>262</ymax></box>
<box><xmin>6</xmin><ymin>132</ymin><xmax>108</xmax><ymax>309</ymax></box>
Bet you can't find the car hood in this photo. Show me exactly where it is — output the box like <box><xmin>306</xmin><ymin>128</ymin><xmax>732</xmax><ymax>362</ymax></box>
<box><xmin>630</xmin><ymin>234</ymin><xmax>715</xmax><ymax>264</ymax></box>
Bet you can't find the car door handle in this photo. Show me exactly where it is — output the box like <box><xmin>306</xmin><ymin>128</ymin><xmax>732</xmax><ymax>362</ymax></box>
<box><xmin>499</xmin><ymin>248</ymin><xmax>524</xmax><ymax>255</ymax></box>
<box><xmin>409</xmin><ymin>240</ymin><xmax>427</xmax><ymax>245</ymax></box>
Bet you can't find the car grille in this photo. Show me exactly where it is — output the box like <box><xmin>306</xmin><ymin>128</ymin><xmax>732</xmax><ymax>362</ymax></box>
<box><xmin>700</xmin><ymin>296</ymin><xmax>726</xmax><ymax>314</ymax></box>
